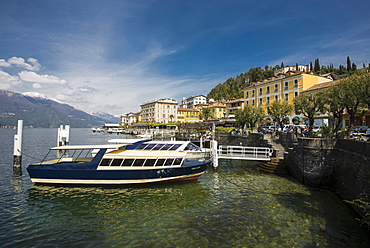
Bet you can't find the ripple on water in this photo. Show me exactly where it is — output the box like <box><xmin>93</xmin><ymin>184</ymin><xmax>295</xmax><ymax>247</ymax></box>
<box><xmin>0</xmin><ymin>129</ymin><xmax>369</xmax><ymax>247</ymax></box>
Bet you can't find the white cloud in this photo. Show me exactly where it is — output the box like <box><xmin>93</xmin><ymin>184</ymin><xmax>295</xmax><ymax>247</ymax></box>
<box><xmin>7</xmin><ymin>57</ymin><xmax>41</xmax><ymax>71</ymax></box>
<box><xmin>18</xmin><ymin>71</ymin><xmax>67</xmax><ymax>85</ymax></box>
<box><xmin>0</xmin><ymin>59</ymin><xmax>11</xmax><ymax>67</ymax></box>
<box><xmin>0</xmin><ymin>71</ymin><xmax>22</xmax><ymax>89</ymax></box>
<box><xmin>27</xmin><ymin>58</ymin><xmax>42</xmax><ymax>71</ymax></box>
<box><xmin>78</xmin><ymin>85</ymin><xmax>97</xmax><ymax>93</ymax></box>
<box><xmin>32</xmin><ymin>83</ymin><xmax>43</xmax><ymax>89</ymax></box>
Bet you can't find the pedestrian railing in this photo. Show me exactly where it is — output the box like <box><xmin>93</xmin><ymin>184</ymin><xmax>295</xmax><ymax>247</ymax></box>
<box><xmin>217</xmin><ymin>145</ymin><xmax>273</xmax><ymax>161</ymax></box>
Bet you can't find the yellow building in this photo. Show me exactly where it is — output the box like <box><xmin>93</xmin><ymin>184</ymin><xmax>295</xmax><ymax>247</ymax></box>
<box><xmin>224</xmin><ymin>98</ymin><xmax>245</xmax><ymax>119</ymax></box>
<box><xmin>243</xmin><ymin>71</ymin><xmax>333</xmax><ymax>112</ymax></box>
<box><xmin>208</xmin><ymin>102</ymin><xmax>226</xmax><ymax>120</ymax></box>
<box><xmin>177</xmin><ymin>108</ymin><xmax>200</xmax><ymax>123</ymax></box>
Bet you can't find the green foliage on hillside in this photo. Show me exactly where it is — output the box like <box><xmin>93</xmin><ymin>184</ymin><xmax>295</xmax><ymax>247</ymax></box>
<box><xmin>207</xmin><ymin>66</ymin><xmax>276</xmax><ymax>100</ymax></box>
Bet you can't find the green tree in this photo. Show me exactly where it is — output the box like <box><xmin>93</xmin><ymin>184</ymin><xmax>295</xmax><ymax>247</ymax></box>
<box><xmin>314</xmin><ymin>58</ymin><xmax>320</xmax><ymax>72</ymax></box>
<box><xmin>236</xmin><ymin>106</ymin><xmax>265</xmax><ymax>132</ymax></box>
<box><xmin>267</xmin><ymin>101</ymin><xmax>293</xmax><ymax>131</ymax></box>
<box><xmin>199</xmin><ymin>108</ymin><xmax>214</xmax><ymax>121</ymax></box>
<box><xmin>294</xmin><ymin>91</ymin><xmax>326</xmax><ymax>132</ymax></box>
<box><xmin>338</xmin><ymin>69</ymin><xmax>370</xmax><ymax>130</ymax></box>
<box><xmin>324</xmin><ymin>85</ymin><xmax>346</xmax><ymax>136</ymax></box>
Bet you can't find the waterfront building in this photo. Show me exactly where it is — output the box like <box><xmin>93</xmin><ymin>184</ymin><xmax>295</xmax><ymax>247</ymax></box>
<box><xmin>177</xmin><ymin>108</ymin><xmax>200</xmax><ymax>123</ymax></box>
<box><xmin>140</xmin><ymin>98</ymin><xmax>178</xmax><ymax>123</ymax></box>
<box><xmin>224</xmin><ymin>98</ymin><xmax>245</xmax><ymax>119</ymax></box>
<box><xmin>120</xmin><ymin>112</ymin><xmax>139</xmax><ymax>125</ymax></box>
<box><xmin>184</xmin><ymin>95</ymin><xmax>207</xmax><ymax>109</ymax></box>
<box><xmin>243</xmin><ymin>71</ymin><xmax>333</xmax><ymax>123</ymax></box>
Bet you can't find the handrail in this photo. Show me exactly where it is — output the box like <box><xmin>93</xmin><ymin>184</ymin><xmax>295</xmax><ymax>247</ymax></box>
<box><xmin>217</xmin><ymin>145</ymin><xmax>273</xmax><ymax>159</ymax></box>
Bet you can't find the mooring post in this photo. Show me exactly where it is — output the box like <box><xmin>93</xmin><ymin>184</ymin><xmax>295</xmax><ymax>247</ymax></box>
<box><xmin>57</xmin><ymin>125</ymin><xmax>70</xmax><ymax>146</ymax></box>
<box><xmin>212</xmin><ymin>139</ymin><xmax>218</xmax><ymax>169</ymax></box>
<box><xmin>13</xmin><ymin>120</ymin><xmax>23</xmax><ymax>168</ymax></box>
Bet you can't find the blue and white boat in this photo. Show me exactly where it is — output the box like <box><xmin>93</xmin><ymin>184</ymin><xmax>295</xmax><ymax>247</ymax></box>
<box><xmin>27</xmin><ymin>139</ymin><xmax>210</xmax><ymax>185</ymax></box>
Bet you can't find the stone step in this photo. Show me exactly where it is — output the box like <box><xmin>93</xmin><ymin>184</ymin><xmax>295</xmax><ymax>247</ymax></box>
<box><xmin>257</xmin><ymin>157</ymin><xmax>289</xmax><ymax>175</ymax></box>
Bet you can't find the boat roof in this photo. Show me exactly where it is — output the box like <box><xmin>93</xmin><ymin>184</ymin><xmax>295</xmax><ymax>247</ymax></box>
<box><xmin>108</xmin><ymin>138</ymin><xmax>151</xmax><ymax>143</ymax></box>
<box><xmin>50</xmin><ymin>144</ymin><xmax>128</xmax><ymax>150</ymax></box>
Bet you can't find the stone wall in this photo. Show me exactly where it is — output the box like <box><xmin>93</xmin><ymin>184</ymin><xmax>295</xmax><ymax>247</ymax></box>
<box><xmin>285</xmin><ymin>138</ymin><xmax>370</xmax><ymax>217</ymax></box>
<box><xmin>215</xmin><ymin>133</ymin><xmax>269</xmax><ymax>147</ymax></box>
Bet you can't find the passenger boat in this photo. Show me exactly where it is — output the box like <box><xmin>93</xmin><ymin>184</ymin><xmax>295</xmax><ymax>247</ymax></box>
<box><xmin>26</xmin><ymin>139</ymin><xmax>211</xmax><ymax>185</ymax></box>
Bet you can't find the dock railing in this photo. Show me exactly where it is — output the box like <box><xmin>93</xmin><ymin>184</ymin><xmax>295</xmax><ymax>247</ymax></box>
<box><xmin>217</xmin><ymin>145</ymin><xmax>273</xmax><ymax>161</ymax></box>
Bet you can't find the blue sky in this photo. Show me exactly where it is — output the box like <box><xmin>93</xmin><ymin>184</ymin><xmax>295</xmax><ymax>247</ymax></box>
<box><xmin>1</xmin><ymin>0</ymin><xmax>370</xmax><ymax>116</ymax></box>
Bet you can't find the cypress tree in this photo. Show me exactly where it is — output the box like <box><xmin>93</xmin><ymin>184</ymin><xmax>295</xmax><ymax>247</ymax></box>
<box><xmin>314</xmin><ymin>58</ymin><xmax>320</xmax><ymax>72</ymax></box>
<box><xmin>347</xmin><ymin>56</ymin><xmax>352</xmax><ymax>72</ymax></box>
<box><xmin>309</xmin><ymin>62</ymin><xmax>313</xmax><ymax>71</ymax></box>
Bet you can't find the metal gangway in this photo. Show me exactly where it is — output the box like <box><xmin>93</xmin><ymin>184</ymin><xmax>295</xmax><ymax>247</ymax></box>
<box><xmin>217</xmin><ymin>145</ymin><xmax>273</xmax><ymax>160</ymax></box>
<box><xmin>211</xmin><ymin>140</ymin><xmax>273</xmax><ymax>168</ymax></box>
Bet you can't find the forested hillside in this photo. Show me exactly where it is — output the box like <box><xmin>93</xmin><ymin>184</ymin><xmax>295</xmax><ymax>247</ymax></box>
<box><xmin>207</xmin><ymin>57</ymin><xmax>367</xmax><ymax>101</ymax></box>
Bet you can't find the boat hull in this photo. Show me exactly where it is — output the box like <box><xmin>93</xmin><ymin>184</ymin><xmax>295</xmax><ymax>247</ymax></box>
<box><xmin>27</xmin><ymin>161</ymin><xmax>210</xmax><ymax>185</ymax></box>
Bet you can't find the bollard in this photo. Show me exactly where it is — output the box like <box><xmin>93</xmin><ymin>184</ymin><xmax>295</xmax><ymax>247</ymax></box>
<box><xmin>13</xmin><ymin>120</ymin><xmax>23</xmax><ymax>167</ymax></box>
<box><xmin>57</xmin><ymin>125</ymin><xmax>70</xmax><ymax>146</ymax></box>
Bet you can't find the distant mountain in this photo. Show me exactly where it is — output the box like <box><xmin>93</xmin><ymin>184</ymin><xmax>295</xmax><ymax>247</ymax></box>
<box><xmin>89</xmin><ymin>111</ymin><xmax>120</xmax><ymax>123</ymax></box>
<box><xmin>0</xmin><ymin>90</ymin><xmax>106</xmax><ymax>128</ymax></box>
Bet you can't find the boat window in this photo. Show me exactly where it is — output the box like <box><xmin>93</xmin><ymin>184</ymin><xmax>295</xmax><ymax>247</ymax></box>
<box><xmin>173</xmin><ymin>158</ymin><xmax>183</xmax><ymax>165</ymax></box>
<box><xmin>100</xmin><ymin>159</ymin><xmax>112</xmax><ymax>166</ymax></box>
<box><xmin>152</xmin><ymin>144</ymin><xmax>165</xmax><ymax>150</ymax></box>
<box><xmin>111</xmin><ymin>159</ymin><xmax>123</xmax><ymax>166</ymax></box>
<box><xmin>136</xmin><ymin>143</ymin><xmax>147</xmax><ymax>150</ymax></box>
<box><xmin>160</xmin><ymin>144</ymin><xmax>174</xmax><ymax>150</ymax></box>
<box><xmin>184</xmin><ymin>143</ymin><xmax>201</xmax><ymax>151</ymax></box>
<box><xmin>165</xmin><ymin>158</ymin><xmax>174</xmax><ymax>166</ymax></box>
<box><xmin>122</xmin><ymin>159</ymin><xmax>134</xmax><ymax>166</ymax></box>
<box><xmin>144</xmin><ymin>159</ymin><xmax>156</xmax><ymax>166</ymax></box>
<box><xmin>155</xmin><ymin>159</ymin><xmax>166</xmax><ymax>166</ymax></box>
<box><xmin>133</xmin><ymin>159</ymin><xmax>146</xmax><ymax>166</ymax></box>
<box><xmin>143</xmin><ymin>144</ymin><xmax>156</xmax><ymax>150</ymax></box>
<box><xmin>168</xmin><ymin>144</ymin><xmax>181</xmax><ymax>150</ymax></box>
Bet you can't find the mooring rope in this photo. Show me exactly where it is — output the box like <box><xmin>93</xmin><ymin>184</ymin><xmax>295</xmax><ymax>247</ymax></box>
<box><xmin>17</xmin><ymin>149</ymin><xmax>40</xmax><ymax>161</ymax></box>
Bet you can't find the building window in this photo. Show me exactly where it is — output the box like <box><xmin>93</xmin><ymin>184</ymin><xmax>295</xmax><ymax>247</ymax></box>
<box><xmin>266</xmin><ymin>86</ymin><xmax>270</xmax><ymax>94</ymax></box>
<box><xmin>285</xmin><ymin>93</ymin><xmax>289</xmax><ymax>101</ymax></box>
<box><xmin>294</xmin><ymin>79</ymin><xmax>298</xmax><ymax>88</ymax></box>
<box><xmin>284</xmin><ymin>82</ymin><xmax>288</xmax><ymax>90</ymax></box>
<box><xmin>246</xmin><ymin>92</ymin><xmax>249</xmax><ymax>98</ymax></box>
<box><xmin>275</xmin><ymin>84</ymin><xmax>278</xmax><ymax>92</ymax></box>
<box><xmin>259</xmin><ymin>98</ymin><xmax>262</xmax><ymax>105</ymax></box>
<box><xmin>294</xmin><ymin>92</ymin><xmax>298</xmax><ymax>97</ymax></box>
<box><xmin>252</xmin><ymin>90</ymin><xmax>255</xmax><ymax>97</ymax></box>
<box><xmin>267</xmin><ymin>96</ymin><xmax>270</xmax><ymax>104</ymax></box>
<box><xmin>259</xmin><ymin>88</ymin><xmax>262</xmax><ymax>96</ymax></box>
<box><xmin>274</xmin><ymin>95</ymin><xmax>278</xmax><ymax>101</ymax></box>
<box><xmin>252</xmin><ymin>100</ymin><xmax>255</xmax><ymax>106</ymax></box>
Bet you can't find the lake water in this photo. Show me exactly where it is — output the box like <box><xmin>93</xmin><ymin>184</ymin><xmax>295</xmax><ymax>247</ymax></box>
<box><xmin>0</xmin><ymin>128</ymin><xmax>369</xmax><ymax>247</ymax></box>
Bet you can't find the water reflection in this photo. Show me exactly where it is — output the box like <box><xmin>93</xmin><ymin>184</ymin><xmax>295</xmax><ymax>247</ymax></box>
<box><xmin>1</xmin><ymin>129</ymin><xmax>369</xmax><ymax>247</ymax></box>
<box><xmin>26</xmin><ymin>183</ymin><xmax>211</xmax><ymax>247</ymax></box>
